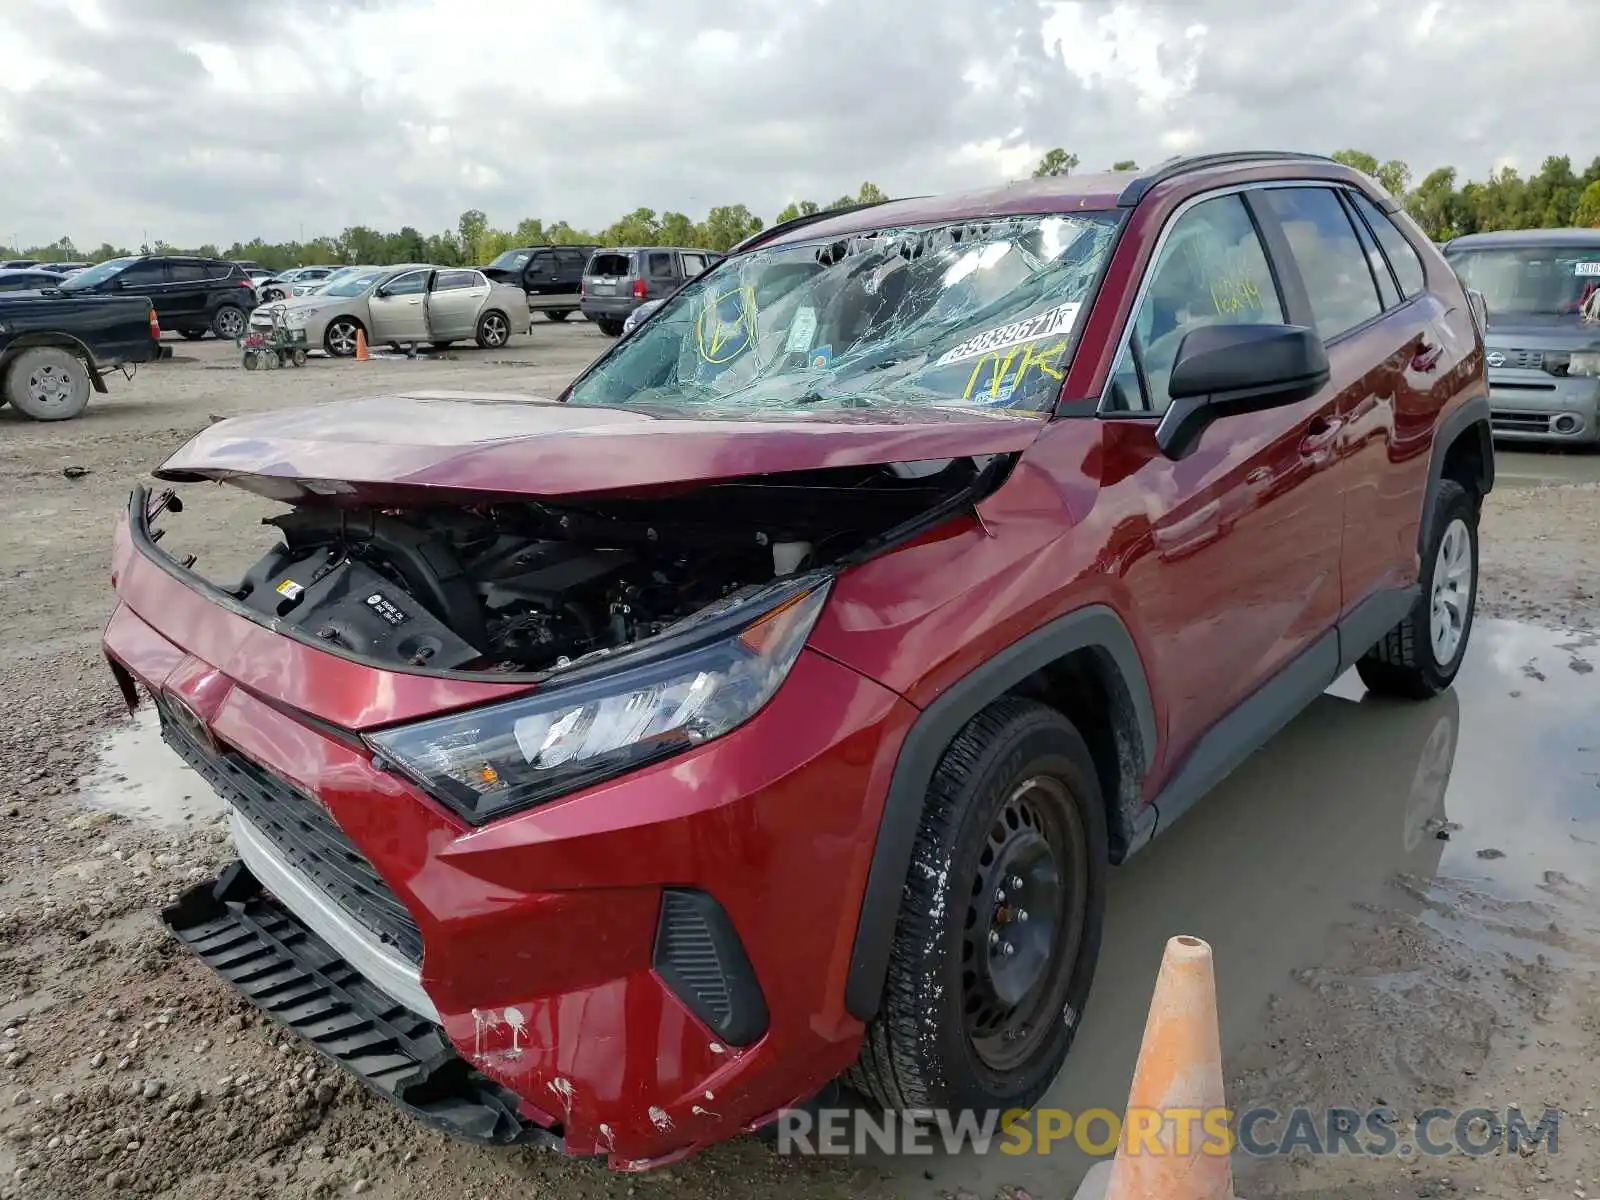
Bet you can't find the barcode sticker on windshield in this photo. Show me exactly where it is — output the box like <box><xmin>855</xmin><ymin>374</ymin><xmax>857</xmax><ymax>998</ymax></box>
<box><xmin>934</xmin><ymin>301</ymin><xmax>1082</xmax><ymax>367</ymax></box>
<box><xmin>786</xmin><ymin>307</ymin><xmax>818</xmax><ymax>352</ymax></box>
<box><xmin>1575</xmin><ymin>262</ymin><xmax>1600</xmax><ymax>276</ymax></box>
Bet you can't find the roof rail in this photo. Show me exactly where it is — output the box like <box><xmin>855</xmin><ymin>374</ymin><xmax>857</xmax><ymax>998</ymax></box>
<box><xmin>1117</xmin><ymin>151</ymin><xmax>1340</xmax><ymax>207</ymax></box>
<box><xmin>725</xmin><ymin>197</ymin><xmax>921</xmax><ymax>257</ymax></box>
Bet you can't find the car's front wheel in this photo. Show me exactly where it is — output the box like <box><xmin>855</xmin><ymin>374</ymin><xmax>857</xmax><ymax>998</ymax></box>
<box><xmin>324</xmin><ymin>318</ymin><xmax>364</xmax><ymax>358</ymax></box>
<box><xmin>849</xmin><ymin>698</ymin><xmax>1108</xmax><ymax>1115</ymax></box>
<box><xmin>1357</xmin><ymin>478</ymin><xmax>1479</xmax><ymax>699</ymax></box>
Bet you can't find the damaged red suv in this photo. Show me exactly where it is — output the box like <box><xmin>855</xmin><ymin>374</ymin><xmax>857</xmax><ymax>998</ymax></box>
<box><xmin>104</xmin><ymin>152</ymin><xmax>1493</xmax><ymax>1169</ymax></box>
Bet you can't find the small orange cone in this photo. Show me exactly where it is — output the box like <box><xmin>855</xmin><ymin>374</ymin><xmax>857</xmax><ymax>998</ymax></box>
<box><xmin>354</xmin><ymin>328</ymin><xmax>369</xmax><ymax>361</ymax></box>
<box><xmin>1086</xmin><ymin>935</ymin><xmax>1236</xmax><ymax>1200</ymax></box>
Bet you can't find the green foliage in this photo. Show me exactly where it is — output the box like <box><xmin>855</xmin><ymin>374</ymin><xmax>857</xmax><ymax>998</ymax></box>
<box><xmin>1111</xmin><ymin>160</ymin><xmax>1139</xmax><ymax>171</ymax></box>
<box><xmin>8</xmin><ymin>153</ymin><xmax>1600</xmax><ymax>268</ymax></box>
<box><xmin>1032</xmin><ymin>148</ymin><xmax>1079</xmax><ymax>178</ymax></box>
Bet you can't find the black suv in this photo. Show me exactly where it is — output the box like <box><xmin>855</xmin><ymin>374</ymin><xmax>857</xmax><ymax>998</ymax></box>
<box><xmin>481</xmin><ymin>245</ymin><xmax>598</xmax><ymax>322</ymax></box>
<box><xmin>53</xmin><ymin>254</ymin><xmax>259</xmax><ymax>340</ymax></box>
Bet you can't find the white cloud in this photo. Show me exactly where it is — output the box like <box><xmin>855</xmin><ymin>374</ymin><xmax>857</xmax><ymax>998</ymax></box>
<box><xmin>0</xmin><ymin>0</ymin><xmax>1596</xmax><ymax>250</ymax></box>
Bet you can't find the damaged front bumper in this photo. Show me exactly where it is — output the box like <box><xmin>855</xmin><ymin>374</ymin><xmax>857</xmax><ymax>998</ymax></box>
<box><xmin>106</xmin><ymin>505</ymin><xmax>919</xmax><ymax>1167</ymax></box>
<box><xmin>163</xmin><ymin>861</ymin><xmax>551</xmax><ymax>1148</ymax></box>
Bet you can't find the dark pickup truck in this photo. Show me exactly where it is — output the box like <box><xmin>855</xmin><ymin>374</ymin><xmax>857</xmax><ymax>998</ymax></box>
<box><xmin>0</xmin><ymin>292</ymin><xmax>169</xmax><ymax>421</ymax></box>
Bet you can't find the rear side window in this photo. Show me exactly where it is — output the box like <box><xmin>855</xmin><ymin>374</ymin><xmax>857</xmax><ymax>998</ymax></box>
<box><xmin>434</xmin><ymin>270</ymin><xmax>480</xmax><ymax>290</ymax></box>
<box><xmin>119</xmin><ymin>260</ymin><xmax>167</xmax><ymax>287</ymax></box>
<box><xmin>1259</xmin><ymin>187</ymin><xmax>1383</xmax><ymax>340</ymax></box>
<box><xmin>589</xmin><ymin>253</ymin><xmax>631</xmax><ymax>276</ymax></box>
<box><xmin>647</xmin><ymin>252</ymin><xmax>676</xmax><ymax>278</ymax></box>
<box><xmin>1347</xmin><ymin>191</ymin><xmax>1427</xmax><ymax>298</ymax></box>
<box><xmin>167</xmin><ymin>261</ymin><xmax>209</xmax><ymax>283</ymax></box>
<box><xmin>681</xmin><ymin>252</ymin><xmax>710</xmax><ymax>277</ymax></box>
<box><xmin>555</xmin><ymin>249</ymin><xmax>587</xmax><ymax>271</ymax></box>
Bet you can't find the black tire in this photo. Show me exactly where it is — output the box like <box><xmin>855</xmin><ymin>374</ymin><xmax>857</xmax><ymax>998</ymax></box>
<box><xmin>430</xmin><ymin>341</ymin><xmax>455</xmax><ymax>350</ymax></box>
<box><xmin>1357</xmin><ymin>479</ymin><xmax>1479</xmax><ymax>699</ymax></box>
<box><xmin>597</xmin><ymin>318</ymin><xmax>624</xmax><ymax>337</ymax></box>
<box><xmin>211</xmin><ymin>305</ymin><xmax>247</xmax><ymax>340</ymax></box>
<box><xmin>4</xmin><ymin>346</ymin><xmax>92</xmax><ymax>420</ymax></box>
<box><xmin>323</xmin><ymin>317</ymin><xmax>364</xmax><ymax>358</ymax></box>
<box><xmin>848</xmin><ymin>697</ymin><xmax>1108</xmax><ymax>1115</ymax></box>
<box><xmin>475</xmin><ymin>310</ymin><xmax>511</xmax><ymax>348</ymax></box>
<box><xmin>178</xmin><ymin>329</ymin><xmax>207</xmax><ymax>341</ymax></box>
<box><xmin>387</xmin><ymin>342</ymin><xmax>403</xmax><ymax>352</ymax></box>
<box><xmin>546</xmin><ymin>310</ymin><xmax>571</xmax><ymax>322</ymax></box>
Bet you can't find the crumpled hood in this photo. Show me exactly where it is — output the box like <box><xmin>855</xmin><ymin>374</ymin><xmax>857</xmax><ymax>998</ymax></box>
<box><xmin>154</xmin><ymin>390</ymin><xmax>1045</xmax><ymax>504</ymax></box>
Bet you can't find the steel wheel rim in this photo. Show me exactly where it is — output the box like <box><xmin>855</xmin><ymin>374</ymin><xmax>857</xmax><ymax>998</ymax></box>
<box><xmin>26</xmin><ymin>365</ymin><xmax>75</xmax><ymax>411</ymax></box>
<box><xmin>483</xmin><ymin>313</ymin><xmax>508</xmax><ymax>345</ymax></box>
<box><xmin>328</xmin><ymin>322</ymin><xmax>357</xmax><ymax>355</ymax></box>
<box><xmin>1430</xmin><ymin>517</ymin><xmax>1471</xmax><ymax>664</ymax></box>
<box><xmin>961</xmin><ymin>775</ymin><xmax>1088</xmax><ymax>1073</ymax></box>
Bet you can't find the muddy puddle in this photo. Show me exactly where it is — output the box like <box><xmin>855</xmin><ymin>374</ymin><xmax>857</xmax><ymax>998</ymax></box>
<box><xmin>880</xmin><ymin>618</ymin><xmax>1600</xmax><ymax>1197</ymax></box>
<box><xmin>76</xmin><ymin>704</ymin><xmax>225</xmax><ymax>829</ymax></box>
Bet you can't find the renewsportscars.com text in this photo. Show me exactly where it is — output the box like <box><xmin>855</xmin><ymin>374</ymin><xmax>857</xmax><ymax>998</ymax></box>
<box><xmin>774</xmin><ymin>1105</ymin><xmax>1561</xmax><ymax>1157</ymax></box>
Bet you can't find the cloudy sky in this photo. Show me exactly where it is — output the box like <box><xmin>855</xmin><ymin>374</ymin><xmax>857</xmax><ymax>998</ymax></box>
<box><xmin>2</xmin><ymin>0</ymin><xmax>1596</xmax><ymax>250</ymax></box>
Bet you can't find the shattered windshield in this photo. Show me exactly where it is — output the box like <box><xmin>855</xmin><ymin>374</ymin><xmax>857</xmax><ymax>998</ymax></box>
<box><xmin>564</xmin><ymin>211</ymin><xmax>1124</xmax><ymax>417</ymax></box>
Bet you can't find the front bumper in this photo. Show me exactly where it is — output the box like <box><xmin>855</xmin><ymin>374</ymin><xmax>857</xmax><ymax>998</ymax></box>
<box><xmin>1487</xmin><ymin>370</ymin><xmax>1600</xmax><ymax>443</ymax></box>
<box><xmin>103</xmin><ymin>509</ymin><xmax>915</xmax><ymax>1167</ymax></box>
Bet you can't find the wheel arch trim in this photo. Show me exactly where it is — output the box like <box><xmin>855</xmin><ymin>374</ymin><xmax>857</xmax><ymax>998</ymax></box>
<box><xmin>1421</xmin><ymin>393</ymin><xmax>1493</xmax><ymax>555</ymax></box>
<box><xmin>842</xmin><ymin>604</ymin><xmax>1155</xmax><ymax>1022</ymax></box>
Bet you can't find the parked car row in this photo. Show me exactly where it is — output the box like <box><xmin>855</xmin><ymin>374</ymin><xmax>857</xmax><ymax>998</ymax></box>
<box><xmin>248</xmin><ymin>263</ymin><xmax>530</xmax><ymax>357</ymax></box>
<box><xmin>483</xmin><ymin>243</ymin><xmax>722</xmax><ymax>335</ymax></box>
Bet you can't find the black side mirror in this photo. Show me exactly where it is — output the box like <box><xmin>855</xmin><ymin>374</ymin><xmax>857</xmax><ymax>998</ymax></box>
<box><xmin>1155</xmin><ymin>323</ymin><xmax>1330</xmax><ymax>460</ymax></box>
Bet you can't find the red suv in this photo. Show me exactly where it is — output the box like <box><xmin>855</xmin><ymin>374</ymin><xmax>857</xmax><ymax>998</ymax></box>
<box><xmin>104</xmin><ymin>152</ymin><xmax>1492</xmax><ymax>1169</ymax></box>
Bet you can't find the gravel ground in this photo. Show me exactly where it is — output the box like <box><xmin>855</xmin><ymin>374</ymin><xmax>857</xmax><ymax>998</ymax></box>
<box><xmin>0</xmin><ymin>329</ymin><xmax>1596</xmax><ymax>1200</ymax></box>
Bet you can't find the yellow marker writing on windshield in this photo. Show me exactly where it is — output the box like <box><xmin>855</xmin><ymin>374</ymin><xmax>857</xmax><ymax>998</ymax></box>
<box><xmin>695</xmin><ymin>285</ymin><xmax>759</xmax><ymax>364</ymax></box>
<box><xmin>962</xmin><ymin>338</ymin><xmax>1068</xmax><ymax>402</ymax></box>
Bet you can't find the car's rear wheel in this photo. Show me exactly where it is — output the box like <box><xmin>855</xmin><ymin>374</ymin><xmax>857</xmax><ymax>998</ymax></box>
<box><xmin>211</xmin><ymin>305</ymin><xmax>247</xmax><ymax>340</ymax></box>
<box><xmin>849</xmin><ymin>698</ymin><xmax>1107</xmax><ymax>1115</ymax></box>
<box><xmin>1357</xmin><ymin>479</ymin><xmax>1478</xmax><ymax>699</ymax></box>
<box><xmin>475</xmin><ymin>310</ymin><xmax>510</xmax><ymax>348</ymax></box>
<box><xmin>178</xmin><ymin>329</ymin><xmax>206</xmax><ymax>341</ymax></box>
<box><xmin>546</xmin><ymin>310</ymin><xmax>571</xmax><ymax>322</ymax></box>
<box><xmin>597</xmin><ymin>318</ymin><xmax>624</xmax><ymax>337</ymax></box>
<box><xmin>324</xmin><ymin>318</ymin><xmax>364</xmax><ymax>358</ymax></box>
<box><xmin>4</xmin><ymin>347</ymin><xmax>92</xmax><ymax>421</ymax></box>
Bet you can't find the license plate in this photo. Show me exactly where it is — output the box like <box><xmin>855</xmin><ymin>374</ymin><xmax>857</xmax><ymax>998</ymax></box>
<box><xmin>589</xmin><ymin>281</ymin><xmax>613</xmax><ymax>295</ymax></box>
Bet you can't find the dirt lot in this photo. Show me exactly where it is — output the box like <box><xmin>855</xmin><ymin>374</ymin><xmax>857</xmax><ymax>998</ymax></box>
<box><xmin>0</xmin><ymin>328</ymin><xmax>1596</xmax><ymax>1200</ymax></box>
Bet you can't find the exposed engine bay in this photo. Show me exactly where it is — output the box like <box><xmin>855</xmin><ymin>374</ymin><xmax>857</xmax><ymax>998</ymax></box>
<box><xmin>217</xmin><ymin>456</ymin><xmax>1004</xmax><ymax>674</ymax></box>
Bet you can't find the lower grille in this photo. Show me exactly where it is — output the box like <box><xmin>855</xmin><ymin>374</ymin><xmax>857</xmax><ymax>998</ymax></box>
<box><xmin>163</xmin><ymin>863</ymin><xmax>548</xmax><ymax>1146</ymax></box>
<box><xmin>1491</xmin><ymin>410</ymin><xmax>1557</xmax><ymax>433</ymax></box>
<box><xmin>155</xmin><ymin>694</ymin><xmax>423</xmax><ymax>964</ymax></box>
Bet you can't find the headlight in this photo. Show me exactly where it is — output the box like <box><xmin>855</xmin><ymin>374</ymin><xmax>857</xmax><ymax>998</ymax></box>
<box><xmin>284</xmin><ymin>308</ymin><xmax>314</xmax><ymax>328</ymax></box>
<box><xmin>1568</xmin><ymin>350</ymin><xmax>1600</xmax><ymax>377</ymax></box>
<box><xmin>365</xmin><ymin>578</ymin><xmax>831</xmax><ymax>823</ymax></box>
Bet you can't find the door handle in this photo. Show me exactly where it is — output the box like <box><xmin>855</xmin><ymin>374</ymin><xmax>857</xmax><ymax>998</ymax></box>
<box><xmin>1412</xmin><ymin>340</ymin><xmax>1443</xmax><ymax>372</ymax></box>
<box><xmin>406</xmin><ymin>299</ymin><xmax>421</xmax><ymax>306</ymax></box>
<box><xmin>1299</xmin><ymin>415</ymin><xmax>1344</xmax><ymax>455</ymax></box>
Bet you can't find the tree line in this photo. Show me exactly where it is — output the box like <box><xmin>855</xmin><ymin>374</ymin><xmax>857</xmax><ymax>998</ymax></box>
<box><xmin>8</xmin><ymin>150</ymin><xmax>1599</xmax><ymax>272</ymax></box>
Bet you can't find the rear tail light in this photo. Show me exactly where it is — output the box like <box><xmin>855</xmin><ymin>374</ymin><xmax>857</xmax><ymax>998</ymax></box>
<box><xmin>632</xmin><ymin>277</ymin><xmax>647</xmax><ymax>300</ymax></box>
<box><xmin>579</xmin><ymin>279</ymin><xmax>585</xmax><ymax>297</ymax></box>
<box><xmin>149</xmin><ymin>306</ymin><xmax>160</xmax><ymax>339</ymax></box>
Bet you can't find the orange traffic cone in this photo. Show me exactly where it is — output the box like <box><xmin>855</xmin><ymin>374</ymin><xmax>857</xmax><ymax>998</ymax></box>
<box><xmin>354</xmin><ymin>328</ymin><xmax>369</xmax><ymax>361</ymax></box>
<box><xmin>1078</xmin><ymin>935</ymin><xmax>1237</xmax><ymax>1200</ymax></box>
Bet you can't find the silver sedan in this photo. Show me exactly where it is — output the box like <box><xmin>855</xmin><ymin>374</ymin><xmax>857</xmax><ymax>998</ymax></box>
<box><xmin>250</xmin><ymin>264</ymin><xmax>531</xmax><ymax>357</ymax></box>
